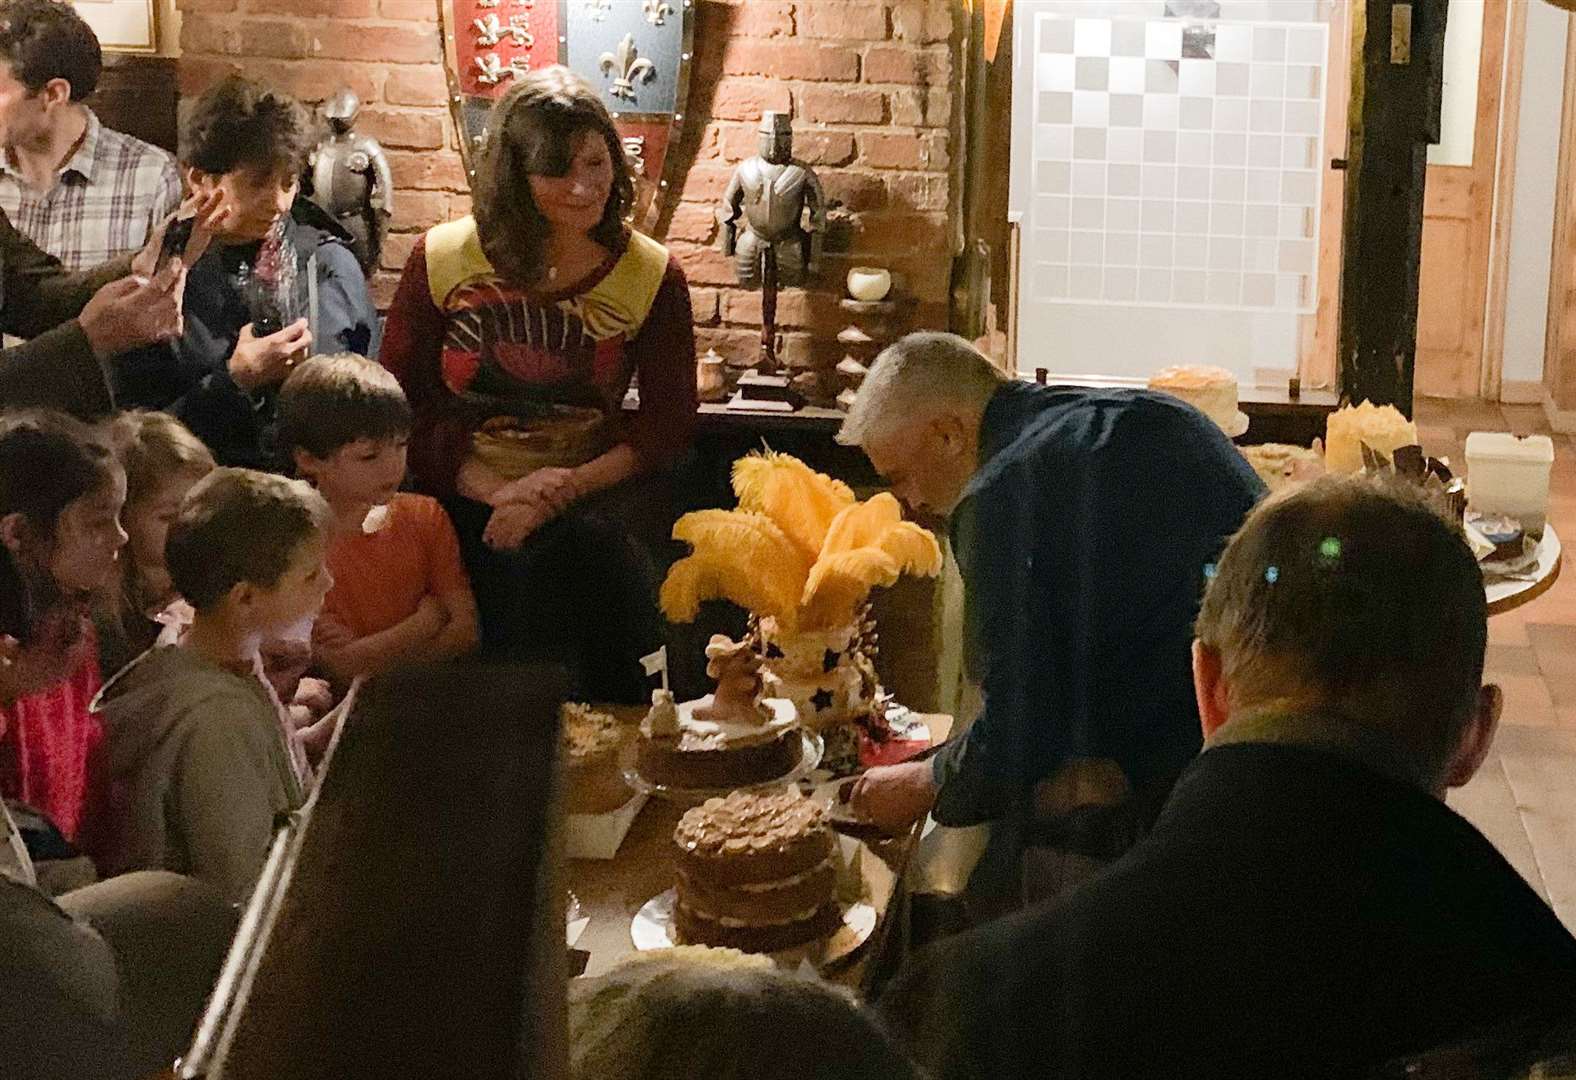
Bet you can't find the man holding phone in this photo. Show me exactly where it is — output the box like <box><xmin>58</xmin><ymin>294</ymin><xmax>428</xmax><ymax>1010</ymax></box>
<box><xmin>0</xmin><ymin>189</ymin><xmax>229</xmax><ymax>418</ymax></box>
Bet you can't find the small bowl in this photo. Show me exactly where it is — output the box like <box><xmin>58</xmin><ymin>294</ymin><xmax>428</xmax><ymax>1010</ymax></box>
<box><xmin>846</xmin><ymin>266</ymin><xmax>892</xmax><ymax>302</ymax></box>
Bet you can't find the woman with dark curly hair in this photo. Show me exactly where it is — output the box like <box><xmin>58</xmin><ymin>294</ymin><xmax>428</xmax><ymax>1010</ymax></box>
<box><xmin>380</xmin><ymin>66</ymin><xmax>697</xmax><ymax>703</ymax></box>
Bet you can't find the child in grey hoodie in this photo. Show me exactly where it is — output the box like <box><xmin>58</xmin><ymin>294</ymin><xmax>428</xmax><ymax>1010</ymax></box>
<box><xmin>93</xmin><ymin>467</ymin><xmax>332</xmax><ymax>904</ymax></box>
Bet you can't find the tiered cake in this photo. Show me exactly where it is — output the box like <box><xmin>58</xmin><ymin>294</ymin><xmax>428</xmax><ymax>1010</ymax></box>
<box><xmin>671</xmin><ymin>789</ymin><xmax>841</xmax><ymax>952</ymax></box>
<box><xmin>756</xmin><ymin>616</ymin><xmax>881</xmax><ymax>772</ymax></box>
<box><xmin>636</xmin><ymin>690</ymin><xmax>801</xmax><ymax>790</ymax></box>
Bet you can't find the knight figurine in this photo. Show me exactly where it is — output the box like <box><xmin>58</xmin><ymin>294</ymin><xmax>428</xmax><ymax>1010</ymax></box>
<box><xmin>307</xmin><ymin>89</ymin><xmax>394</xmax><ymax>276</ymax></box>
<box><xmin>719</xmin><ymin>111</ymin><xmax>826</xmax><ymax>369</ymax></box>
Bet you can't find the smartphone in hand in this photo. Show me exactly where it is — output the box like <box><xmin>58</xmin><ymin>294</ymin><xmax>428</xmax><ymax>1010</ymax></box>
<box><xmin>154</xmin><ymin>215</ymin><xmax>196</xmax><ymax>273</ymax></box>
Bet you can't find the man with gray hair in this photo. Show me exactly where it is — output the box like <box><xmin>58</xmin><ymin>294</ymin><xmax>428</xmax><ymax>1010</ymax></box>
<box><xmin>844</xmin><ymin>332</ymin><xmax>1263</xmax><ymax>907</ymax></box>
<box><xmin>877</xmin><ymin>476</ymin><xmax>1576</xmax><ymax>1079</ymax></box>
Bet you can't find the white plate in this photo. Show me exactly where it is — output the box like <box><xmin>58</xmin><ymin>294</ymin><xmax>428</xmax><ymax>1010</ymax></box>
<box><xmin>1226</xmin><ymin>410</ymin><xmax>1250</xmax><ymax>438</ymax></box>
<box><xmin>631</xmin><ymin>888</ymin><xmax>877</xmax><ymax>967</ymax></box>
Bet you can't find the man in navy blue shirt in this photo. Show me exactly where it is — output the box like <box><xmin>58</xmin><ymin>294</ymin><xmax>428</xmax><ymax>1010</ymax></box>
<box><xmin>844</xmin><ymin>333</ymin><xmax>1264</xmax><ymax>904</ymax></box>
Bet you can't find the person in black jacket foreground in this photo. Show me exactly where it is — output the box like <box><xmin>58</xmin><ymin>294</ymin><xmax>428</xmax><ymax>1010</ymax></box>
<box><xmin>878</xmin><ymin>475</ymin><xmax>1576</xmax><ymax>1080</ymax></box>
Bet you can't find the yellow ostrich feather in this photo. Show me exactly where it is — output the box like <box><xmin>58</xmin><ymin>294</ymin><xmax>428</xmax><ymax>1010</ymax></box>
<box><xmin>874</xmin><ymin>520</ymin><xmax>944</xmax><ymax>577</ymax></box>
<box><xmin>731</xmin><ymin>451</ymin><xmax>855</xmax><ymax>561</ymax></box>
<box><xmin>660</xmin><ymin>554</ymin><xmax>801</xmax><ymax>626</ymax></box>
<box><xmin>818</xmin><ymin>492</ymin><xmax>904</xmax><ymax>560</ymax></box>
<box><xmin>800</xmin><ymin>549</ymin><xmax>901</xmax><ymax>630</ymax></box>
<box><xmin>672</xmin><ymin>509</ymin><xmax>810</xmax><ymax>585</ymax></box>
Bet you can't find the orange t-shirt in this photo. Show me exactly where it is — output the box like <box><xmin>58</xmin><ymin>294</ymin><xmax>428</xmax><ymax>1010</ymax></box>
<box><xmin>321</xmin><ymin>493</ymin><xmax>472</xmax><ymax>638</ymax></box>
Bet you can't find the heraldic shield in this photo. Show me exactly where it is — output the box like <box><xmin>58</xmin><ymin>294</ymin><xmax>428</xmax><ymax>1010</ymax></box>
<box><xmin>438</xmin><ymin>0</ymin><xmax>695</xmax><ymax>229</ymax></box>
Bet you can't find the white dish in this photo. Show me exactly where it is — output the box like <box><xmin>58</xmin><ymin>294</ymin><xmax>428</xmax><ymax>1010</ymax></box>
<box><xmin>631</xmin><ymin>888</ymin><xmax>877</xmax><ymax>968</ymax></box>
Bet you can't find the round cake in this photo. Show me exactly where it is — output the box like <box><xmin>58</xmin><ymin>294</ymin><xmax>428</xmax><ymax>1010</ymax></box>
<box><xmin>636</xmin><ymin>692</ymin><xmax>802</xmax><ymax>791</ymax></box>
<box><xmin>1239</xmin><ymin>442</ymin><xmax>1325</xmax><ymax>492</ymax></box>
<box><xmin>672</xmin><ymin>789</ymin><xmax>842</xmax><ymax>953</ymax></box>
<box><xmin>1148</xmin><ymin>364</ymin><xmax>1247</xmax><ymax>436</ymax></box>
<box><xmin>562</xmin><ymin>703</ymin><xmax>632</xmax><ymax>815</ymax></box>
<box><xmin>757</xmin><ymin>617</ymin><xmax>881</xmax><ymax>775</ymax></box>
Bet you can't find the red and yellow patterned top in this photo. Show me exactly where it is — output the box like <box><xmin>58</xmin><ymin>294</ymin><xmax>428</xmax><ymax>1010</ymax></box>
<box><xmin>380</xmin><ymin>216</ymin><xmax>698</xmax><ymax>498</ymax></box>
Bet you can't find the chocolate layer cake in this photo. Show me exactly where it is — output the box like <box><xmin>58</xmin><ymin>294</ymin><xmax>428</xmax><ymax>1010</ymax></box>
<box><xmin>672</xmin><ymin>790</ymin><xmax>841</xmax><ymax>953</ymax></box>
<box><xmin>637</xmin><ymin>695</ymin><xmax>802</xmax><ymax>790</ymax></box>
<box><xmin>561</xmin><ymin>704</ymin><xmax>631</xmax><ymax>815</ymax></box>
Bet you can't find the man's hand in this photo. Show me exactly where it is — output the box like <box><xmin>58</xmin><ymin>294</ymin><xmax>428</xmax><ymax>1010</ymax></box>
<box><xmin>131</xmin><ymin>188</ymin><xmax>230</xmax><ymax>280</ymax></box>
<box><xmin>486</xmin><ymin>466</ymin><xmax>582</xmax><ymax>514</ymax></box>
<box><xmin>229</xmin><ymin>319</ymin><xmax>311</xmax><ymax>392</ymax></box>
<box><xmin>849</xmin><ymin>759</ymin><xmax>939</xmax><ymax>832</ymax></box>
<box><xmin>79</xmin><ymin>274</ymin><xmax>185</xmax><ymax>359</ymax></box>
<box><xmin>483</xmin><ymin>499</ymin><xmax>556</xmax><ymax>551</ymax></box>
<box><xmin>411</xmin><ymin>594</ymin><xmax>447</xmax><ymax>637</ymax></box>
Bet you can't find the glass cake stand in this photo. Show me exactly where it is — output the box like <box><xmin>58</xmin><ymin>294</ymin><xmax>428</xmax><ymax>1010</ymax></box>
<box><xmin>622</xmin><ymin>728</ymin><xmax>825</xmax><ymax>805</ymax></box>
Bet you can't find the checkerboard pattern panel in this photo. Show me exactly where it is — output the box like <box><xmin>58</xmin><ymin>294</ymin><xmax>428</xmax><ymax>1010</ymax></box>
<box><xmin>1027</xmin><ymin>15</ymin><xmax>1328</xmax><ymax>313</ymax></box>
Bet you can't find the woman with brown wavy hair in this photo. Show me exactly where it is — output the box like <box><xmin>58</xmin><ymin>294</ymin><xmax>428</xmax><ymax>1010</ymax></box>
<box><xmin>380</xmin><ymin>66</ymin><xmax>697</xmax><ymax>702</ymax></box>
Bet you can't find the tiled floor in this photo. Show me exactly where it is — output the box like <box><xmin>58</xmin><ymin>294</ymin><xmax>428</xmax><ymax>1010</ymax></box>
<box><xmin>1415</xmin><ymin>397</ymin><xmax>1576</xmax><ymax>928</ymax></box>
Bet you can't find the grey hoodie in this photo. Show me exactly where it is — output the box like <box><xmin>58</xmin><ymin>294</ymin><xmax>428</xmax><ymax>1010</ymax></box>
<box><xmin>91</xmin><ymin>646</ymin><xmax>305</xmax><ymax>905</ymax></box>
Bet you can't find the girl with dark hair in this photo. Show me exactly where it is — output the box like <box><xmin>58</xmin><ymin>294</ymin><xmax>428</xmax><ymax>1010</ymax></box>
<box><xmin>380</xmin><ymin>65</ymin><xmax>697</xmax><ymax>703</ymax></box>
<box><xmin>0</xmin><ymin>409</ymin><xmax>125</xmax><ymax>841</ymax></box>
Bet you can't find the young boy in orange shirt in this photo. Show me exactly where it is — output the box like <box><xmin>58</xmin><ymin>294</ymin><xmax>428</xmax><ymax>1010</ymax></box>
<box><xmin>277</xmin><ymin>354</ymin><xmax>479</xmax><ymax>682</ymax></box>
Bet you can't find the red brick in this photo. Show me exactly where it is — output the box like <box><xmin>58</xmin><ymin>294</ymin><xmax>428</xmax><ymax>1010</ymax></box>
<box><xmin>800</xmin><ymin>2</ymin><xmax>889</xmax><ymax>41</ymax></box>
<box><xmin>177</xmin><ymin>56</ymin><xmax>243</xmax><ymax>96</ymax></box>
<box><xmin>715</xmin><ymin>124</ymin><xmax>855</xmax><ymax>166</ymax></box>
<box><xmin>449</xmin><ymin>192</ymin><xmax>473</xmax><ymax>217</ymax></box>
<box><xmin>721</xmin><ymin>41</ymin><xmax>858</xmax><ymax>82</ymax></box>
<box><xmin>671</xmin><ymin>242</ymin><xmax>738</xmax><ymax>286</ymax></box>
<box><xmin>796</xmin><ymin>85</ymin><xmax>885</xmax><ymax>125</ymax></box>
<box><xmin>249</xmin><ymin>0</ymin><xmax>374</xmax><ymax>15</ymax></box>
<box><xmin>863</xmin><ymin>44</ymin><xmax>949</xmax><ymax>85</ymax></box>
<box><xmin>667</xmin><ymin>202</ymin><xmax>719</xmax><ymax>245</ymax></box>
<box><xmin>890</xmin><ymin>0</ymin><xmax>955</xmax><ymax>44</ymax></box>
<box><xmin>378</xmin><ymin>230</ymin><xmax>418</xmax><ymax>272</ymax></box>
<box><xmin>885</xmin><ymin>253</ymin><xmax>952</xmax><ymax>303</ymax></box>
<box><xmin>176</xmin><ymin>0</ymin><xmax>239</xmax><ymax>12</ymax></box>
<box><xmin>889</xmin><ymin>86</ymin><xmax>951</xmax><ymax>127</ymax></box>
<box><xmin>389</xmin><ymin>190</ymin><xmax>449</xmax><ymax>232</ymax></box>
<box><xmin>383</xmin><ymin>65</ymin><xmax>449</xmax><ymax>107</ymax></box>
<box><xmin>680</xmin><ymin>163</ymin><xmax>737</xmax><ymax>203</ymax></box>
<box><xmin>236</xmin><ymin>19</ymin><xmax>315</xmax><ymax>59</ymax></box>
<box><xmin>857</xmin><ymin>131</ymin><xmax>948</xmax><ymax>170</ymax></box>
<box><xmin>723</xmin><ymin>288</ymin><xmax>843</xmax><ymax>330</ymax></box>
<box><xmin>370</xmin><ymin>270</ymin><xmax>402</xmax><ymax>310</ymax></box>
<box><xmin>710</xmin><ymin>78</ymin><xmax>793</xmax><ymax>122</ymax></box>
<box><xmin>733</xmin><ymin>1</ymin><xmax>795</xmax><ymax>38</ymax></box>
<box><xmin>885</xmin><ymin>171</ymin><xmax>950</xmax><ymax>211</ymax></box>
<box><xmin>696</xmin><ymin>326</ymin><xmax>765</xmax><ymax>364</ymax></box>
<box><xmin>388</xmin><ymin>148</ymin><xmax>469</xmax><ymax>191</ymax></box>
<box><xmin>689</xmin><ymin>287</ymin><xmax>721</xmax><ymax>325</ymax></box>
<box><xmin>845</xmin><ymin>212</ymin><xmax>949</xmax><ymax>255</ymax></box>
<box><xmin>309</xmin><ymin>23</ymin><xmax>439</xmax><ymax>64</ymax></box>
<box><xmin>821</xmin><ymin>171</ymin><xmax>887</xmax><ymax>211</ymax></box>
<box><xmin>359</xmin><ymin>107</ymin><xmax>447</xmax><ymax>150</ymax></box>
<box><xmin>179</xmin><ymin>16</ymin><xmax>235</xmax><ymax>56</ymax></box>
<box><xmin>379</xmin><ymin>0</ymin><xmax>437</xmax><ymax>19</ymax></box>
<box><xmin>244</xmin><ymin>59</ymin><xmax>380</xmax><ymax>104</ymax></box>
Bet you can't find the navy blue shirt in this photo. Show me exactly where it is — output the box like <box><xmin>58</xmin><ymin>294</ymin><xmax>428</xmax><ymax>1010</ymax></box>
<box><xmin>931</xmin><ymin>381</ymin><xmax>1266</xmax><ymax>826</ymax></box>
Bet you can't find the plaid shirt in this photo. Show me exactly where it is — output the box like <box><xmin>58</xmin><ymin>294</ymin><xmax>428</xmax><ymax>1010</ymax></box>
<box><xmin>0</xmin><ymin>110</ymin><xmax>181</xmax><ymax>271</ymax></box>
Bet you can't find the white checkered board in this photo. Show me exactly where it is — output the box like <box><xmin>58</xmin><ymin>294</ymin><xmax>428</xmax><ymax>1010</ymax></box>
<box><xmin>1027</xmin><ymin>15</ymin><xmax>1328</xmax><ymax>313</ymax></box>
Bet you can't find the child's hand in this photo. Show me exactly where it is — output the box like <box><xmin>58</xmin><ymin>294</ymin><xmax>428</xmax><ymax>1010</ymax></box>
<box><xmin>293</xmin><ymin>677</ymin><xmax>334</xmax><ymax>717</ymax></box>
<box><xmin>483</xmin><ymin>500</ymin><xmax>555</xmax><ymax>551</ymax></box>
<box><xmin>313</xmin><ymin>616</ymin><xmax>355</xmax><ymax>653</ymax></box>
<box><xmin>413</xmin><ymin>594</ymin><xmax>447</xmax><ymax>637</ymax></box>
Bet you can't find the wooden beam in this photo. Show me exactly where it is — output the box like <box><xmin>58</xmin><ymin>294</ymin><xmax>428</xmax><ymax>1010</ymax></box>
<box><xmin>1338</xmin><ymin>0</ymin><xmax>1450</xmax><ymax>416</ymax></box>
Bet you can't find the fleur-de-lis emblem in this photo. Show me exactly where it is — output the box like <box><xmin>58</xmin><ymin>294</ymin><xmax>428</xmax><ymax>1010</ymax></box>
<box><xmin>599</xmin><ymin>33</ymin><xmax>656</xmax><ymax>101</ymax></box>
<box><xmin>643</xmin><ymin>0</ymin><xmax>672</xmax><ymax>25</ymax></box>
<box><xmin>585</xmin><ymin>0</ymin><xmax>610</xmax><ymax>21</ymax></box>
<box><xmin>474</xmin><ymin>52</ymin><xmax>517</xmax><ymax>85</ymax></box>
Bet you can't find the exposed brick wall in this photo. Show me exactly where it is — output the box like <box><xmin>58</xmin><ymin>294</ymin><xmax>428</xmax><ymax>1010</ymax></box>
<box><xmin>176</xmin><ymin>0</ymin><xmax>959</xmax><ymax>392</ymax></box>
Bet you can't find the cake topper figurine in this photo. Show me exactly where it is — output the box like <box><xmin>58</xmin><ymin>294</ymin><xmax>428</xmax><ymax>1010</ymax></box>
<box><xmin>307</xmin><ymin>89</ymin><xmax>394</xmax><ymax>276</ymax></box>
<box><xmin>694</xmin><ymin>634</ymin><xmax>771</xmax><ymax>727</ymax></box>
<box><xmin>719</xmin><ymin>111</ymin><xmax>826</xmax><ymax>371</ymax></box>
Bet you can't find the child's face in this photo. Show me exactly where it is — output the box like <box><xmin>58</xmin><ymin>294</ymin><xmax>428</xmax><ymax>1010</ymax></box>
<box><xmin>187</xmin><ymin>163</ymin><xmax>298</xmax><ymax>244</ymax></box>
<box><xmin>251</xmin><ymin>534</ymin><xmax>333</xmax><ymax>635</ymax></box>
<box><xmin>124</xmin><ymin>468</ymin><xmax>208</xmax><ymax>606</ymax></box>
<box><xmin>297</xmin><ymin>438</ymin><xmax>408</xmax><ymax>518</ymax></box>
<box><xmin>49</xmin><ymin>472</ymin><xmax>128</xmax><ymax>599</ymax></box>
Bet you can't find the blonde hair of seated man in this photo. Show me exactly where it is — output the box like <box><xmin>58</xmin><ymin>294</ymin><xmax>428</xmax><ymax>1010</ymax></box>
<box><xmin>1191</xmin><ymin>475</ymin><xmax>1501</xmax><ymax>798</ymax></box>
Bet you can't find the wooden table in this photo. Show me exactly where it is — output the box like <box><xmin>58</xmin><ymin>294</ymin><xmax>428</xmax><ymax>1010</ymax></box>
<box><xmin>567</xmin><ymin>707</ymin><xmax>952</xmax><ymax>984</ymax></box>
<box><xmin>1486</xmin><ymin>525</ymin><xmax>1563</xmax><ymax>617</ymax></box>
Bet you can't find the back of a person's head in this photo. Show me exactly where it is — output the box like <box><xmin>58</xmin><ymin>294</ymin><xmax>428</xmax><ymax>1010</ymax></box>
<box><xmin>166</xmin><ymin>467</ymin><xmax>329</xmax><ymax>612</ymax></box>
<box><xmin>0</xmin><ymin>0</ymin><xmax>100</xmax><ymax>101</ymax></box>
<box><xmin>1196</xmin><ymin>475</ymin><xmax>1487</xmax><ymax>786</ymax></box>
<box><xmin>110</xmin><ymin>410</ymin><xmax>214</xmax><ymax>507</ymax></box>
<box><xmin>838</xmin><ymin>331</ymin><xmax>1004</xmax><ymax>448</ymax></box>
<box><xmin>277</xmin><ymin>354</ymin><xmax>412</xmax><ymax>460</ymax></box>
<box><xmin>180</xmin><ymin>74</ymin><xmax>314</xmax><ymax>178</ymax></box>
<box><xmin>570</xmin><ymin>948</ymin><xmax>923</xmax><ymax>1080</ymax></box>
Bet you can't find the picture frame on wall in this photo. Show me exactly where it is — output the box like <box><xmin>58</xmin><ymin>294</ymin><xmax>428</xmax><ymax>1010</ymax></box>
<box><xmin>70</xmin><ymin>0</ymin><xmax>158</xmax><ymax>54</ymax></box>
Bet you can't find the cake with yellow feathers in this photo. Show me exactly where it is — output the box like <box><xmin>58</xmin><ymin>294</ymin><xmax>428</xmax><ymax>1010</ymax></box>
<box><xmin>660</xmin><ymin>451</ymin><xmax>943</xmax><ymax>773</ymax></box>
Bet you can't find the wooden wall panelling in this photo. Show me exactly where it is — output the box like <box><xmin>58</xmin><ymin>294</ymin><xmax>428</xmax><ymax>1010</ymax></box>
<box><xmin>1480</xmin><ymin>0</ymin><xmax>1528</xmax><ymax>401</ymax></box>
